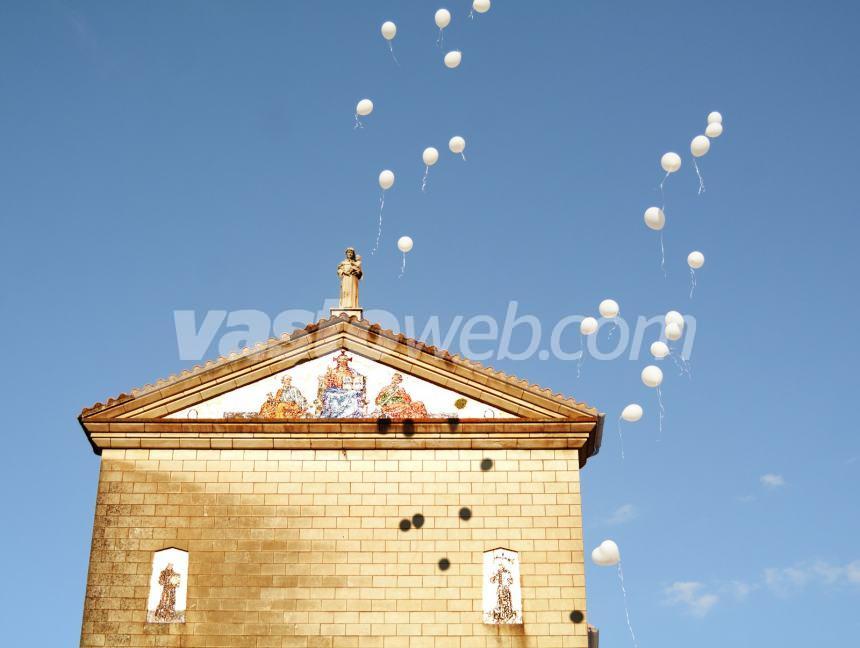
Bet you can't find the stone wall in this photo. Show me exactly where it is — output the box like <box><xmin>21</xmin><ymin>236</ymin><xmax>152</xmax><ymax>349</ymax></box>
<box><xmin>81</xmin><ymin>448</ymin><xmax>588</xmax><ymax>648</ymax></box>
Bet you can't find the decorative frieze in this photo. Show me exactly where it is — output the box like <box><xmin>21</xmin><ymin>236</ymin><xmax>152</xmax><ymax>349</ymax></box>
<box><xmin>169</xmin><ymin>350</ymin><xmax>513</xmax><ymax>420</ymax></box>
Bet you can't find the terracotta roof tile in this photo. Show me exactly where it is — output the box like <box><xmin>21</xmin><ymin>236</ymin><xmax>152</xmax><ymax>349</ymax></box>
<box><xmin>80</xmin><ymin>314</ymin><xmax>598</xmax><ymax>418</ymax></box>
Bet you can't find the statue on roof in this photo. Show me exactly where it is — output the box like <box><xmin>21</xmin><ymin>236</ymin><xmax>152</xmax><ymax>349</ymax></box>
<box><xmin>337</xmin><ymin>248</ymin><xmax>363</xmax><ymax>311</ymax></box>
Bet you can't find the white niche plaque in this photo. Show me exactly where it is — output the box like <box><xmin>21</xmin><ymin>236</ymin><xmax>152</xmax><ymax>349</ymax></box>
<box><xmin>146</xmin><ymin>548</ymin><xmax>188</xmax><ymax>624</ymax></box>
<box><xmin>482</xmin><ymin>548</ymin><xmax>523</xmax><ymax>625</ymax></box>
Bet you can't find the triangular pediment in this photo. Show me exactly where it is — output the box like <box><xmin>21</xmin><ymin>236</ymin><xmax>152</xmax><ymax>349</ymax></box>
<box><xmin>80</xmin><ymin>316</ymin><xmax>599</xmax><ymax>422</ymax></box>
<box><xmin>169</xmin><ymin>349</ymin><xmax>514</xmax><ymax>420</ymax></box>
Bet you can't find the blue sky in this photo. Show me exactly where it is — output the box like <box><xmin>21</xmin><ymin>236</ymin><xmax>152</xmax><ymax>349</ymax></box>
<box><xmin>1</xmin><ymin>1</ymin><xmax>859</xmax><ymax>644</ymax></box>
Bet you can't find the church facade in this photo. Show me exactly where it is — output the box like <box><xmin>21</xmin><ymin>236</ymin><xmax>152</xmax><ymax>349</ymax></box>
<box><xmin>78</xmin><ymin>251</ymin><xmax>603</xmax><ymax>647</ymax></box>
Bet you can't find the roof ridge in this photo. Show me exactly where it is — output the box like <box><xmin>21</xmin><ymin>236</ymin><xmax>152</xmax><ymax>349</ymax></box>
<box><xmin>80</xmin><ymin>314</ymin><xmax>598</xmax><ymax>417</ymax></box>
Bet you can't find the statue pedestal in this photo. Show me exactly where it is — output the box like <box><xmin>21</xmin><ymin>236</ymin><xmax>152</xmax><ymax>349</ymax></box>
<box><xmin>331</xmin><ymin>308</ymin><xmax>363</xmax><ymax>320</ymax></box>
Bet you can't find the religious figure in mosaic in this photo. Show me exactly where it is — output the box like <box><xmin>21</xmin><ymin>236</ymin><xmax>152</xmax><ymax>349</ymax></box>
<box><xmin>317</xmin><ymin>351</ymin><xmax>367</xmax><ymax>417</ymax></box>
<box><xmin>337</xmin><ymin>248</ymin><xmax>363</xmax><ymax>310</ymax></box>
<box><xmin>374</xmin><ymin>372</ymin><xmax>428</xmax><ymax>418</ymax></box>
<box><xmin>276</xmin><ymin>376</ymin><xmax>309</xmax><ymax>417</ymax></box>
<box><xmin>489</xmin><ymin>563</ymin><xmax>516</xmax><ymax>624</ymax></box>
<box><xmin>258</xmin><ymin>392</ymin><xmax>279</xmax><ymax>418</ymax></box>
<box><xmin>153</xmin><ymin>563</ymin><xmax>181</xmax><ymax>623</ymax></box>
<box><xmin>257</xmin><ymin>376</ymin><xmax>309</xmax><ymax>418</ymax></box>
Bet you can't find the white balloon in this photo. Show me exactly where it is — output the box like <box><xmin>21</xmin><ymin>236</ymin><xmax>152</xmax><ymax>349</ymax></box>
<box><xmin>707</xmin><ymin>111</ymin><xmax>723</xmax><ymax>124</ymax></box>
<box><xmin>599</xmin><ymin>299</ymin><xmax>619</xmax><ymax>318</ymax></box>
<box><xmin>600</xmin><ymin>540</ymin><xmax>621</xmax><ymax>565</ymax></box>
<box><xmin>705</xmin><ymin>122</ymin><xmax>723</xmax><ymax>138</ymax></box>
<box><xmin>435</xmin><ymin>8</ymin><xmax>451</xmax><ymax>28</ymax></box>
<box><xmin>691</xmin><ymin>135</ymin><xmax>711</xmax><ymax>158</ymax></box>
<box><xmin>621</xmin><ymin>403</ymin><xmax>643</xmax><ymax>423</ymax></box>
<box><xmin>381</xmin><ymin>21</ymin><xmax>397</xmax><ymax>40</ymax></box>
<box><xmin>356</xmin><ymin>99</ymin><xmax>373</xmax><ymax>116</ymax></box>
<box><xmin>601</xmin><ymin>539</ymin><xmax>621</xmax><ymax>559</ymax></box>
<box><xmin>444</xmin><ymin>50</ymin><xmax>462</xmax><ymax>68</ymax></box>
<box><xmin>592</xmin><ymin>540</ymin><xmax>620</xmax><ymax>566</ymax></box>
<box><xmin>644</xmin><ymin>206</ymin><xmax>665</xmax><ymax>231</ymax></box>
<box><xmin>580</xmin><ymin>317</ymin><xmax>599</xmax><ymax>336</ymax></box>
<box><xmin>591</xmin><ymin>545</ymin><xmax>610</xmax><ymax>566</ymax></box>
<box><xmin>641</xmin><ymin>365</ymin><xmax>663</xmax><ymax>388</ymax></box>
<box><xmin>422</xmin><ymin>147</ymin><xmax>439</xmax><ymax>166</ymax></box>
<box><xmin>687</xmin><ymin>251</ymin><xmax>705</xmax><ymax>269</ymax></box>
<box><xmin>473</xmin><ymin>0</ymin><xmax>491</xmax><ymax>13</ymax></box>
<box><xmin>449</xmin><ymin>136</ymin><xmax>466</xmax><ymax>154</ymax></box>
<box><xmin>665</xmin><ymin>310</ymin><xmax>684</xmax><ymax>328</ymax></box>
<box><xmin>661</xmin><ymin>152</ymin><xmax>682</xmax><ymax>173</ymax></box>
<box><xmin>650</xmin><ymin>341</ymin><xmax>670</xmax><ymax>359</ymax></box>
<box><xmin>379</xmin><ymin>170</ymin><xmax>395</xmax><ymax>190</ymax></box>
<box><xmin>665</xmin><ymin>322</ymin><xmax>683</xmax><ymax>341</ymax></box>
<box><xmin>397</xmin><ymin>236</ymin><xmax>413</xmax><ymax>253</ymax></box>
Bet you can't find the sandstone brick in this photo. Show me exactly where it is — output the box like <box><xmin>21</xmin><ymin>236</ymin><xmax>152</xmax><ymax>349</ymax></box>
<box><xmin>81</xmin><ymin>449</ymin><xmax>587</xmax><ymax>647</ymax></box>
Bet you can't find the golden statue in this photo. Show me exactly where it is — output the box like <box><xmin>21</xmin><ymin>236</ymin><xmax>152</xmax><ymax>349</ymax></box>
<box><xmin>335</xmin><ymin>248</ymin><xmax>363</xmax><ymax>314</ymax></box>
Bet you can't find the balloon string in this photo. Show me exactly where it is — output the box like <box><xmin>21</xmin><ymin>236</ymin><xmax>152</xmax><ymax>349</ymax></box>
<box><xmin>398</xmin><ymin>252</ymin><xmax>406</xmax><ymax>279</ymax></box>
<box><xmin>617</xmin><ymin>416</ymin><xmax>625</xmax><ymax>461</ymax></box>
<box><xmin>689</xmin><ymin>267</ymin><xmax>696</xmax><ymax>299</ymax></box>
<box><xmin>659</xmin><ymin>231</ymin><xmax>666</xmax><ymax>278</ymax></box>
<box><xmin>617</xmin><ymin>563</ymin><xmax>639</xmax><ymax>648</ymax></box>
<box><xmin>576</xmin><ymin>334</ymin><xmax>584</xmax><ymax>378</ymax></box>
<box><xmin>670</xmin><ymin>351</ymin><xmax>684</xmax><ymax>376</ymax></box>
<box><xmin>421</xmin><ymin>166</ymin><xmax>429</xmax><ymax>192</ymax></box>
<box><xmin>460</xmin><ymin>152</ymin><xmax>467</xmax><ymax>161</ymax></box>
<box><xmin>670</xmin><ymin>352</ymin><xmax>688</xmax><ymax>377</ymax></box>
<box><xmin>372</xmin><ymin>191</ymin><xmax>385</xmax><ymax>255</ymax></box>
<box><xmin>607</xmin><ymin>321</ymin><xmax>617</xmax><ymax>341</ymax></box>
<box><xmin>670</xmin><ymin>346</ymin><xmax>692</xmax><ymax>379</ymax></box>
<box><xmin>657</xmin><ymin>386</ymin><xmax>665</xmax><ymax>439</ymax></box>
<box><xmin>469</xmin><ymin>9</ymin><xmax>475</xmax><ymax>19</ymax></box>
<box><xmin>388</xmin><ymin>41</ymin><xmax>400</xmax><ymax>66</ymax></box>
<box><xmin>354</xmin><ymin>114</ymin><xmax>363</xmax><ymax>130</ymax></box>
<box><xmin>658</xmin><ymin>171</ymin><xmax>669</xmax><ymax>210</ymax></box>
<box><xmin>437</xmin><ymin>28</ymin><xmax>444</xmax><ymax>48</ymax></box>
<box><xmin>694</xmin><ymin>159</ymin><xmax>705</xmax><ymax>195</ymax></box>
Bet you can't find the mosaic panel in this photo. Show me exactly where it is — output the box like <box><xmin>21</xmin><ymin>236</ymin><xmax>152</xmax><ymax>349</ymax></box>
<box><xmin>171</xmin><ymin>350</ymin><xmax>514</xmax><ymax>419</ymax></box>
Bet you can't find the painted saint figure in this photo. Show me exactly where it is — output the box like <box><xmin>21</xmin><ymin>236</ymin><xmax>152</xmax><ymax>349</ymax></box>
<box><xmin>337</xmin><ymin>248</ymin><xmax>363</xmax><ymax>310</ymax></box>
<box><xmin>258</xmin><ymin>376</ymin><xmax>309</xmax><ymax>418</ymax></box>
<box><xmin>275</xmin><ymin>376</ymin><xmax>308</xmax><ymax>417</ymax></box>
<box><xmin>258</xmin><ymin>392</ymin><xmax>278</xmax><ymax>418</ymax></box>
<box><xmin>489</xmin><ymin>564</ymin><xmax>515</xmax><ymax>624</ymax></box>
<box><xmin>153</xmin><ymin>563</ymin><xmax>181</xmax><ymax>623</ymax></box>
<box><xmin>317</xmin><ymin>351</ymin><xmax>367</xmax><ymax>418</ymax></box>
<box><xmin>374</xmin><ymin>372</ymin><xmax>428</xmax><ymax>418</ymax></box>
<box><xmin>322</xmin><ymin>351</ymin><xmax>359</xmax><ymax>390</ymax></box>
